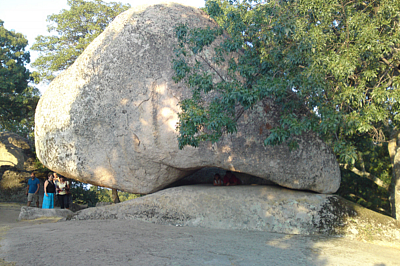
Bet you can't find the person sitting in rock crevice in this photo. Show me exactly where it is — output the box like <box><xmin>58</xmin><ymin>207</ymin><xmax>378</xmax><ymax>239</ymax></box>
<box><xmin>213</xmin><ymin>173</ymin><xmax>223</xmax><ymax>186</ymax></box>
<box><xmin>223</xmin><ymin>171</ymin><xmax>241</xmax><ymax>186</ymax></box>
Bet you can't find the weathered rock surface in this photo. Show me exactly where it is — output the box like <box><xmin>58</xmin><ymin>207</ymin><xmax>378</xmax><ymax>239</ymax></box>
<box><xmin>35</xmin><ymin>2</ymin><xmax>340</xmax><ymax>194</ymax></box>
<box><xmin>70</xmin><ymin>203</ymin><xmax>88</xmax><ymax>212</ymax></box>
<box><xmin>0</xmin><ymin>132</ymin><xmax>37</xmax><ymax>202</ymax></box>
<box><xmin>96</xmin><ymin>202</ymin><xmax>113</xmax><ymax>207</ymax></box>
<box><xmin>72</xmin><ymin>185</ymin><xmax>400</xmax><ymax>242</ymax></box>
<box><xmin>0</xmin><ymin>132</ymin><xmax>35</xmax><ymax>172</ymax></box>
<box><xmin>18</xmin><ymin>206</ymin><xmax>74</xmax><ymax>221</ymax></box>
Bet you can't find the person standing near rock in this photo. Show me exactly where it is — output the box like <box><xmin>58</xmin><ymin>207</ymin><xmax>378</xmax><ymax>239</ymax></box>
<box><xmin>66</xmin><ymin>178</ymin><xmax>73</xmax><ymax>207</ymax></box>
<box><xmin>56</xmin><ymin>176</ymin><xmax>70</xmax><ymax>209</ymax></box>
<box><xmin>53</xmin><ymin>173</ymin><xmax>60</xmax><ymax>206</ymax></box>
<box><xmin>26</xmin><ymin>172</ymin><xmax>40</xmax><ymax>207</ymax></box>
<box><xmin>42</xmin><ymin>173</ymin><xmax>56</xmax><ymax>209</ymax></box>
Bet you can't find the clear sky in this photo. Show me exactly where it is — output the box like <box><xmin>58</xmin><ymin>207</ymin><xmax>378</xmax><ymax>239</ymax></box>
<box><xmin>0</xmin><ymin>0</ymin><xmax>205</xmax><ymax>92</ymax></box>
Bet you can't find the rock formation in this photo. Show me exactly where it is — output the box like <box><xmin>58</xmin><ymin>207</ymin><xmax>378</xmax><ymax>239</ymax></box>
<box><xmin>35</xmin><ymin>3</ymin><xmax>340</xmax><ymax>194</ymax></box>
<box><xmin>71</xmin><ymin>185</ymin><xmax>400</xmax><ymax>241</ymax></box>
<box><xmin>0</xmin><ymin>132</ymin><xmax>36</xmax><ymax>202</ymax></box>
<box><xmin>18</xmin><ymin>206</ymin><xmax>73</xmax><ymax>220</ymax></box>
<box><xmin>0</xmin><ymin>132</ymin><xmax>35</xmax><ymax>171</ymax></box>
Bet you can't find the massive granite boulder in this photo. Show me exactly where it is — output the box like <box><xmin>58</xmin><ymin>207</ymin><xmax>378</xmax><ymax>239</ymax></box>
<box><xmin>0</xmin><ymin>132</ymin><xmax>37</xmax><ymax>202</ymax></box>
<box><xmin>35</xmin><ymin>3</ymin><xmax>340</xmax><ymax>194</ymax></box>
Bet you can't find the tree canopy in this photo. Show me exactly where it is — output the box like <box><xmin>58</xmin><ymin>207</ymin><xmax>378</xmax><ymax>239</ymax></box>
<box><xmin>31</xmin><ymin>0</ymin><xmax>131</xmax><ymax>82</ymax></box>
<box><xmin>174</xmin><ymin>0</ymin><xmax>400</xmax><ymax>161</ymax></box>
<box><xmin>0</xmin><ymin>20</ymin><xmax>39</xmax><ymax>138</ymax></box>
<box><xmin>173</xmin><ymin>0</ymin><xmax>400</xmax><ymax>217</ymax></box>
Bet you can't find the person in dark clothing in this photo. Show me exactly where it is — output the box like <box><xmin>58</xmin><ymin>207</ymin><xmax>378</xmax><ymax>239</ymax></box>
<box><xmin>43</xmin><ymin>172</ymin><xmax>56</xmax><ymax>209</ymax></box>
<box><xmin>223</xmin><ymin>171</ymin><xmax>240</xmax><ymax>186</ymax></box>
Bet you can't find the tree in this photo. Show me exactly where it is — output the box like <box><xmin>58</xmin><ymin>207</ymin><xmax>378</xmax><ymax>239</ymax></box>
<box><xmin>70</xmin><ymin>181</ymin><xmax>99</xmax><ymax>207</ymax></box>
<box><xmin>31</xmin><ymin>0</ymin><xmax>131</xmax><ymax>82</ymax></box>
<box><xmin>338</xmin><ymin>131</ymin><xmax>392</xmax><ymax>215</ymax></box>
<box><xmin>172</xmin><ymin>0</ymin><xmax>400</xmax><ymax>218</ymax></box>
<box><xmin>69</xmin><ymin>184</ymin><xmax>139</xmax><ymax>206</ymax></box>
<box><xmin>0</xmin><ymin>20</ymin><xmax>40</xmax><ymax>139</ymax></box>
<box><xmin>388</xmin><ymin>130</ymin><xmax>400</xmax><ymax>219</ymax></box>
<box><xmin>112</xmin><ymin>188</ymin><xmax>120</xmax><ymax>203</ymax></box>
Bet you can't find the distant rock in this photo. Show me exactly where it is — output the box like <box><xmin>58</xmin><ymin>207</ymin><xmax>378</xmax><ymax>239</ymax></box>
<box><xmin>0</xmin><ymin>132</ymin><xmax>35</xmax><ymax>171</ymax></box>
<box><xmin>18</xmin><ymin>206</ymin><xmax>74</xmax><ymax>221</ymax></box>
<box><xmin>35</xmin><ymin>2</ymin><xmax>340</xmax><ymax>194</ymax></box>
<box><xmin>0</xmin><ymin>132</ymin><xmax>37</xmax><ymax>202</ymax></box>
<box><xmin>71</xmin><ymin>185</ymin><xmax>400</xmax><ymax>242</ymax></box>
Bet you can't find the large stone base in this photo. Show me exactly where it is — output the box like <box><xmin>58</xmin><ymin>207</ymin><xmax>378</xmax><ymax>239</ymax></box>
<box><xmin>71</xmin><ymin>185</ymin><xmax>400</xmax><ymax>242</ymax></box>
<box><xmin>18</xmin><ymin>206</ymin><xmax>74</xmax><ymax>221</ymax></box>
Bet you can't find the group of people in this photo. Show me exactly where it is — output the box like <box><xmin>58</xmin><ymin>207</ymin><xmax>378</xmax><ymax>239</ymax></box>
<box><xmin>26</xmin><ymin>172</ymin><xmax>71</xmax><ymax>210</ymax></box>
<box><xmin>213</xmin><ymin>171</ymin><xmax>241</xmax><ymax>186</ymax></box>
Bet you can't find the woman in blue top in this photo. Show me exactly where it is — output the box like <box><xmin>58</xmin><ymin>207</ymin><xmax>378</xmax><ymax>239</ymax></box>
<box><xmin>42</xmin><ymin>173</ymin><xmax>56</xmax><ymax>209</ymax></box>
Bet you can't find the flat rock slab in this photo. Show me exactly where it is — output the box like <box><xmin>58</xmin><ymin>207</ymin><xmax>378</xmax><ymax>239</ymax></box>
<box><xmin>1</xmin><ymin>219</ymin><xmax>399</xmax><ymax>266</ymax></box>
<box><xmin>18</xmin><ymin>206</ymin><xmax>74</xmax><ymax>221</ymax></box>
<box><xmin>72</xmin><ymin>185</ymin><xmax>400</xmax><ymax>243</ymax></box>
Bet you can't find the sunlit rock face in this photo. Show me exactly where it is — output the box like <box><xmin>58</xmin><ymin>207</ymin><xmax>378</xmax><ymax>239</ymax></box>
<box><xmin>35</xmin><ymin>3</ymin><xmax>340</xmax><ymax>194</ymax></box>
<box><xmin>0</xmin><ymin>132</ymin><xmax>35</xmax><ymax>171</ymax></box>
<box><xmin>0</xmin><ymin>132</ymin><xmax>36</xmax><ymax>202</ymax></box>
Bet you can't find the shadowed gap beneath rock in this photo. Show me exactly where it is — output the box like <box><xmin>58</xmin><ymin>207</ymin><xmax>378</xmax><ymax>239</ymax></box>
<box><xmin>167</xmin><ymin>167</ymin><xmax>278</xmax><ymax>188</ymax></box>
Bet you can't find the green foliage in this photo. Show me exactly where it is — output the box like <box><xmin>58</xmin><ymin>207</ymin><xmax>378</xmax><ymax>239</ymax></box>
<box><xmin>173</xmin><ymin>0</ymin><xmax>400</xmax><ymax>215</ymax></box>
<box><xmin>338</xmin><ymin>169</ymin><xmax>391</xmax><ymax>215</ymax></box>
<box><xmin>31</xmin><ymin>0</ymin><xmax>131</xmax><ymax>82</ymax></box>
<box><xmin>118</xmin><ymin>191</ymin><xmax>141</xmax><ymax>201</ymax></box>
<box><xmin>173</xmin><ymin>0</ymin><xmax>400</xmax><ymax>168</ymax></box>
<box><xmin>70</xmin><ymin>181</ymin><xmax>99</xmax><ymax>207</ymax></box>
<box><xmin>337</xmin><ymin>134</ymin><xmax>392</xmax><ymax>215</ymax></box>
<box><xmin>0</xmin><ymin>20</ymin><xmax>40</xmax><ymax>139</ymax></box>
<box><xmin>70</xmin><ymin>183</ymin><xmax>140</xmax><ymax>207</ymax></box>
<box><xmin>91</xmin><ymin>186</ymin><xmax>141</xmax><ymax>202</ymax></box>
<box><xmin>93</xmin><ymin>186</ymin><xmax>113</xmax><ymax>203</ymax></box>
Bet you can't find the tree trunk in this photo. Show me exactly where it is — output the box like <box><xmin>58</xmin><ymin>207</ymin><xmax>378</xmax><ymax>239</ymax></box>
<box><xmin>388</xmin><ymin>131</ymin><xmax>400</xmax><ymax>220</ymax></box>
<box><xmin>112</xmin><ymin>188</ymin><xmax>120</xmax><ymax>204</ymax></box>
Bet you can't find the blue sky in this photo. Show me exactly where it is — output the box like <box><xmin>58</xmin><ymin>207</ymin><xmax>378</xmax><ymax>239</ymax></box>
<box><xmin>0</xmin><ymin>0</ymin><xmax>205</xmax><ymax>92</ymax></box>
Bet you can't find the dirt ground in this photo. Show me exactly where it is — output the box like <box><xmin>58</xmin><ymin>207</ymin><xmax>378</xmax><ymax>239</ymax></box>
<box><xmin>0</xmin><ymin>203</ymin><xmax>399</xmax><ymax>266</ymax></box>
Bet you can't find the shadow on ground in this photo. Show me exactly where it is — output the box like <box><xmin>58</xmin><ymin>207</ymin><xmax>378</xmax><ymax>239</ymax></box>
<box><xmin>0</xmin><ymin>203</ymin><xmax>398</xmax><ymax>266</ymax></box>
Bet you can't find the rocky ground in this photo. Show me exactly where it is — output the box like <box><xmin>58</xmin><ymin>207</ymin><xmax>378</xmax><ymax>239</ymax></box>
<box><xmin>0</xmin><ymin>202</ymin><xmax>399</xmax><ymax>266</ymax></box>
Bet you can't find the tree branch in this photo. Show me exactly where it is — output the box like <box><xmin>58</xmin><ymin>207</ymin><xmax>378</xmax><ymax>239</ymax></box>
<box><xmin>381</xmin><ymin>57</ymin><xmax>399</xmax><ymax>71</ymax></box>
<box><xmin>198</xmin><ymin>54</ymin><xmax>226</xmax><ymax>82</ymax></box>
<box><xmin>340</xmin><ymin>163</ymin><xmax>389</xmax><ymax>190</ymax></box>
